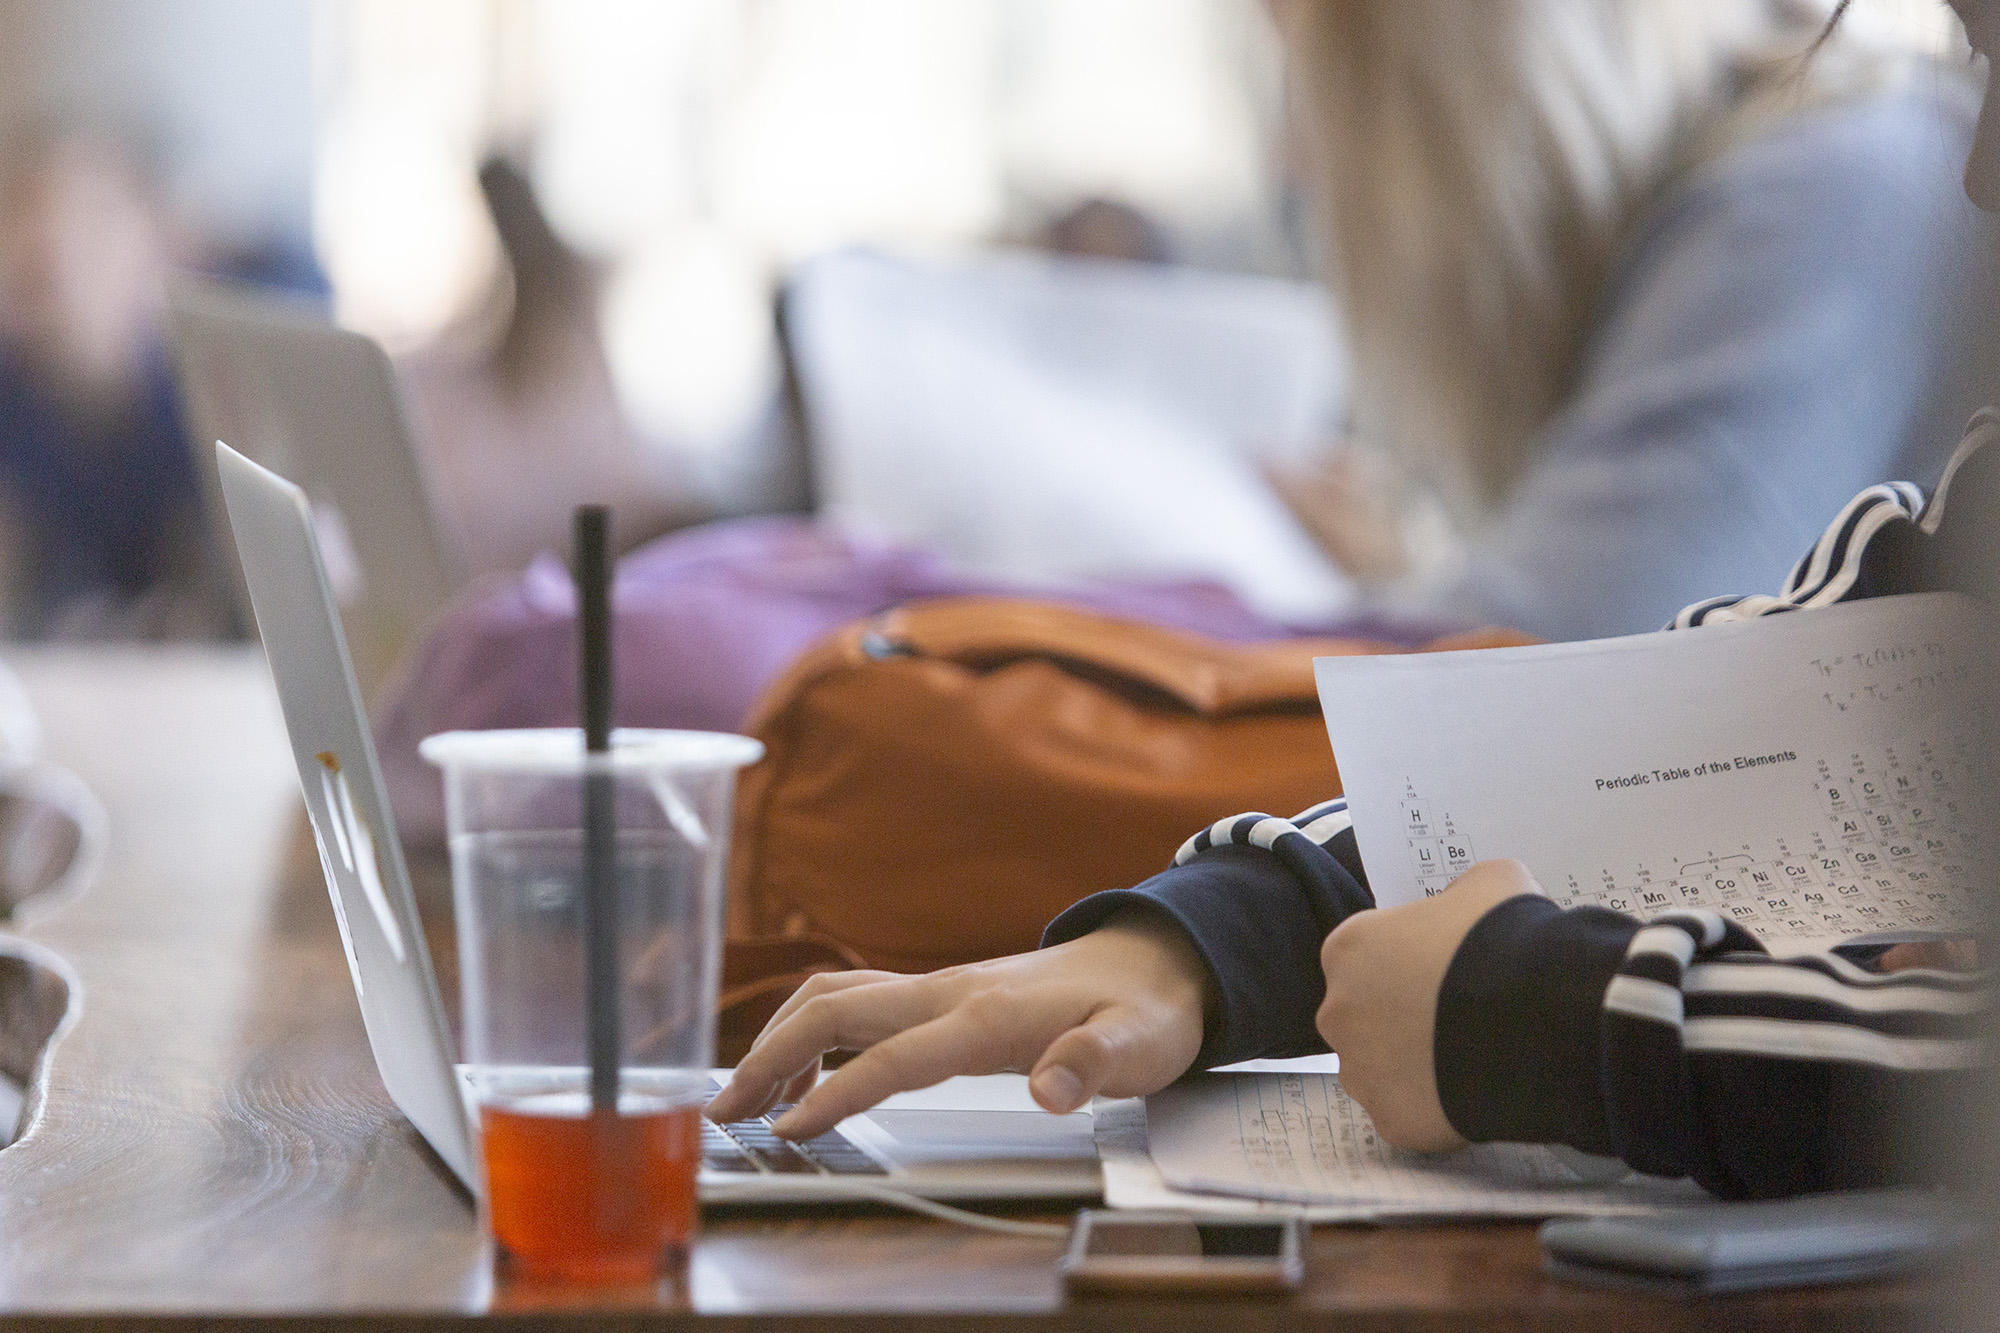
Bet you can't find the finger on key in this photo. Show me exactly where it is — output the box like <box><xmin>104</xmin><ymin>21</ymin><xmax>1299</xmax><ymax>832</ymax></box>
<box><xmin>778</xmin><ymin>1058</ymin><xmax>821</xmax><ymax>1107</ymax></box>
<box><xmin>713</xmin><ymin>1054</ymin><xmax>823</xmax><ymax>1124</ymax></box>
<box><xmin>769</xmin><ymin>1004</ymin><xmax>1016</xmax><ymax>1139</ymax></box>
<box><xmin>711</xmin><ymin>975</ymin><xmax>950</xmax><ymax>1121</ymax></box>
<box><xmin>744</xmin><ymin>969</ymin><xmax>903</xmax><ymax>1059</ymax></box>
<box><xmin>714</xmin><ymin>974</ymin><xmax>903</xmax><ymax>1121</ymax></box>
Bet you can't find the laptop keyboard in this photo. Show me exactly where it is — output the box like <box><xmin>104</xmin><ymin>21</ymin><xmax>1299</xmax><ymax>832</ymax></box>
<box><xmin>703</xmin><ymin>1105</ymin><xmax>888</xmax><ymax>1177</ymax></box>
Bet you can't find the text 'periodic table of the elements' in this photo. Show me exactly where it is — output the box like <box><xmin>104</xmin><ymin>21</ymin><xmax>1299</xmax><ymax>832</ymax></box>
<box><xmin>1320</xmin><ymin>592</ymin><xmax>1986</xmax><ymax>947</ymax></box>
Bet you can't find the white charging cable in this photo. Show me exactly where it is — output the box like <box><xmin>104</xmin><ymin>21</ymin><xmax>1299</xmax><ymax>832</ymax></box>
<box><xmin>705</xmin><ymin>1179</ymin><xmax>1071</xmax><ymax>1239</ymax></box>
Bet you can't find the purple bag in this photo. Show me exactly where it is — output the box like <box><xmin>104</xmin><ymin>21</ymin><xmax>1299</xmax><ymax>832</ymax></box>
<box><xmin>374</xmin><ymin>515</ymin><xmax>1329</xmax><ymax>848</ymax></box>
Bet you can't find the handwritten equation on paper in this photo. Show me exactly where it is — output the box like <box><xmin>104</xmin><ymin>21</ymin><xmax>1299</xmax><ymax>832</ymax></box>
<box><xmin>1316</xmin><ymin>592</ymin><xmax>1981</xmax><ymax>947</ymax></box>
<box><xmin>1143</xmin><ymin>1072</ymin><xmax>1687</xmax><ymax>1216</ymax></box>
<box><xmin>1813</xmin><ymin>637</ymin><xmax>1974</xmax><ymax>716</ymax></box>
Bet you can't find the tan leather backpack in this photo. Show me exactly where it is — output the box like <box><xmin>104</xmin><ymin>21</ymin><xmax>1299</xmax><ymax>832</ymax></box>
<box><xmin>725</xmin><ymin>597</ymin><xmax>1532</xmax><ymax>975</ymax></box>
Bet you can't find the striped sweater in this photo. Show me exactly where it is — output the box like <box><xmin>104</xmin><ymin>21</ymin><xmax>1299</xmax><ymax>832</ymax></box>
<box><xmin>1045</xmin><ymin>411</ymin><xmax>1997</xmax><ymax>1200</ymax></box>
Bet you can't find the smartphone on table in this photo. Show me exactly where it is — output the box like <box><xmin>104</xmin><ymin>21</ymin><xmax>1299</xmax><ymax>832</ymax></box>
<box><xmin>1059</xmin><ymin>1210</ymin><xmax>1305</xmax><ymax>1297</ymax></box>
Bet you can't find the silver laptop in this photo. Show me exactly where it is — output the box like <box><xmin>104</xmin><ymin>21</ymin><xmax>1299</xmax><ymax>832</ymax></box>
<box><xmin>214</xmin><ymin>441</ymin><xmax>1100</xmax><ymax>1204</ymax></box>
<box><xmin>167</xmin><ymin>278</ymin><xmax>464</xmax><ymax>700</ymax></box>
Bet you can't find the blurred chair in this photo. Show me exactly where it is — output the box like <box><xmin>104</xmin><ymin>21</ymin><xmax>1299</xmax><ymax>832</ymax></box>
<box><xmin>0</xmin><ymin>939</ymin><xmax>75</xmax><ymax>1148</ymax></box>
<box><xmin>0</xmin><ymin>762</ymin><xmax>94</xmax><ymax>1147</ymax></box>
<box><xmin>0</xmin><ymin>761</ymin><xmax>102</xmax><ymax>925</ymax></box>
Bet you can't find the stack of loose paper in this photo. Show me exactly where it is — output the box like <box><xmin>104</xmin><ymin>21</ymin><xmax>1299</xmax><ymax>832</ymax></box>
<box><xmin>1097</xmin><ymin>1066</ymin><xmax>1702</xmax><ymax>1221</ymax></box>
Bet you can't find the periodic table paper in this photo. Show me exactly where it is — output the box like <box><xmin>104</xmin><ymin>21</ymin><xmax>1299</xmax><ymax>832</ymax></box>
<box><xmin>1315</xmin><ymin>592</ymin><xmax>1985</xmax><ymax>953</ymax></box>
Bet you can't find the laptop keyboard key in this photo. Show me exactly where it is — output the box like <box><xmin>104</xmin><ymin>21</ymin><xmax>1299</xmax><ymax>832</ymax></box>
<box><xmin>701</xmin><ymin>1121</ymin><xmax>760</xmax><ymax>1173</ymax></box>
<box><xmin>721</xmin><ymin>1121</ymin><xmax>820</xmax><ymax>1174</ymax></box>
<box><xmin>708</xmin><ymin>1112</ymin><xmax>888</xmax><ymax>1176</ymax></box>
<box><xmin>708</xmin><ymin>1112</ymin><xmax>890</xmax><ymax>1176</ymax></box>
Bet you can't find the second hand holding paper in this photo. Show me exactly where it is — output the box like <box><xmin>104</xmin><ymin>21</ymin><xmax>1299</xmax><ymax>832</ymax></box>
<box><xmin>1123</xmin><ymin>594</ymin><xmax>1980</xmax><ymax>1215</ymax></box>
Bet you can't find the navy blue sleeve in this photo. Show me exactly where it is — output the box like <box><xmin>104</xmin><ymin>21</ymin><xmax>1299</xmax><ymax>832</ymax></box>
<box><xmin>1043</xmin><ymin>802</ymin><xmax>1373</xmax><ymax>1068</ymax></box>
<box><xmin>1436</xmin><ymin>897</ymin><xmax>1988</xmax><ymax>1199</ymax></box>
<box><xmin>1433</xmin><ymin>895</ymin><xmax>1639</xmax><ymax>1157</ymax></box>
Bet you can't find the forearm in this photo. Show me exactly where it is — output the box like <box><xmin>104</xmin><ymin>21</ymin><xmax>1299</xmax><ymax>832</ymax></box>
<box><xmin>1043</xmin><ymin>799</ymin><xmax>1373</xmax><ymax>1067</ymax></box>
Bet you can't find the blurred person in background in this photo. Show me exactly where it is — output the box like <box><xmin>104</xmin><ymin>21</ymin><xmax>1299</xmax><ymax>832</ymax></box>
<box><xmin>1265</xmin><ymin>0</ymin><xmax>1996</xmax><ymax>639</ymax></box>
<box><xmin>397</xmin><ymin>156</ymin><xmax>708</xmax><ymax>578</ymax></box>
<box><xmin>381</xmin><ymin>0</ymin><xmax>1997</xmax><ymax>777</ymax></box>
<box><xmin>0</xmin><ymin>126</ymin><xmax>212</xmax><ymax>638</ymax></box>
<box><xmin>712</xmin><ymin>0</ymin><xmax>1999</xmax><ymax>1205</ymax></box>
<box><xmin>1039</xmin><ymin>197</ymin><xmax>1175</xmax><ymax>266</ymax></box>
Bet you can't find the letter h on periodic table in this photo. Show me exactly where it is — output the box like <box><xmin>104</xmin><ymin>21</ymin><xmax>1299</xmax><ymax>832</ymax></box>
<box><xmin>1398</xmin><ymin>780</ymin><xmax>1475</xmax><ymax>897</ymax></box>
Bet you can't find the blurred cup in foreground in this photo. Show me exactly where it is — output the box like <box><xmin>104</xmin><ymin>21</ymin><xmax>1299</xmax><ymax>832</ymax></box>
<box><xmin>421</xmin><ymin>727</ymin><xmax>763</xmax><ymax>1282</ymax></box>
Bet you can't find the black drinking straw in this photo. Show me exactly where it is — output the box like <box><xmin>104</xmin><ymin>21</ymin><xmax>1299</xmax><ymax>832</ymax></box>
<box><xmin>575</xmin><ymin>505</ymin><xmax>620</xmax><ymax>1114</ymax></box>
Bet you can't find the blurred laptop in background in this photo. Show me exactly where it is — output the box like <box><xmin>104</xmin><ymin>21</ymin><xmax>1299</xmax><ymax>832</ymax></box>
<box><xmin>165</xmin><ymin>277</ymin><xmax>464</xmax><ymax>699</ymax></box>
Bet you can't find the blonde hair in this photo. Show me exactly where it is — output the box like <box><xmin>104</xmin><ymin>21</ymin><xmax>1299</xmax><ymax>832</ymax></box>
<box><xmin>1281</xmin><ymin>0</ymin><xmax>1907</xmax><ymax>526</ymax></box>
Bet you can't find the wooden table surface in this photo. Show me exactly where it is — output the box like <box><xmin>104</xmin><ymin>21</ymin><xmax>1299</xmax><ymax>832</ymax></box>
<box><xmin>0</xmin><ymin>644</ymin><xmax>1969</xmax><ymax>1330</ymax></box>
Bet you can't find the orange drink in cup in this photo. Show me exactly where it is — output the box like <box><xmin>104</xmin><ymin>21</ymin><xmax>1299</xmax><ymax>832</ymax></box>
<box><xmin>421</xmin><ymin>728</ymin><xmax>762</xmax><ymax>1282</ymax></box>
<box><xmin>479</xmin><ymin>1084</ymin><xmax>702</xmax><ymax>1281</ymax></box>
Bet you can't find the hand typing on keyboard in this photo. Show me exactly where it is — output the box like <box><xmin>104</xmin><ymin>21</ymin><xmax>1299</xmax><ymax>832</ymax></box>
<box><xmin>705</xmin><ymin>910</ymin><xmax>1211</xmax><ymax>1141</ymax></box>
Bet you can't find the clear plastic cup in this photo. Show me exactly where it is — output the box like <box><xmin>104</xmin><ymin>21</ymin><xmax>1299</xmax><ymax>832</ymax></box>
<box><xmin>420</xmin><ymin>727</ymin><xmax>763</xmax><ymax>1282</ymax></box>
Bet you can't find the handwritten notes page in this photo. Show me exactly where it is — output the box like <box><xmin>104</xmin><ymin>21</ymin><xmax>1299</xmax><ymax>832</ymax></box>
<box><xmin>1315</xmin><ymin>592</ymin><xmax>1985</xmax><ymax>951</ymax></box>
<box><xmin>1115</xmin><ymin>1071</ymin><xmax>1700</xmax><ymax>1220</ymax></box>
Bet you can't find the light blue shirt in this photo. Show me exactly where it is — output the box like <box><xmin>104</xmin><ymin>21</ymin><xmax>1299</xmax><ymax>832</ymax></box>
<box><xmin>1405</xmin><ymin>87</ymin><xmax>1999</xmax><ymax>640</ymax></box>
